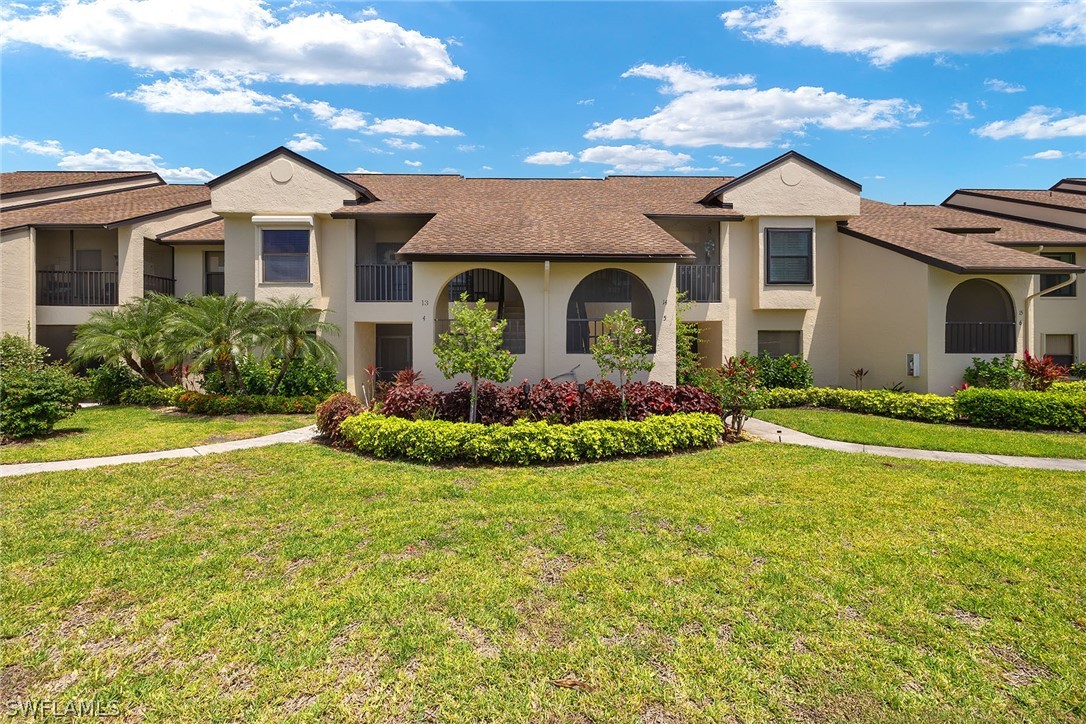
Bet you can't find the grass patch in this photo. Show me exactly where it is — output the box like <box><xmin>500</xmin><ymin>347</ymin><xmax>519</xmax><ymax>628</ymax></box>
<box><xmin>2</xmin><ymin>443</ymin><xmax>1084</xmax><ymax>719</ymax></box>
<box><xmin>0</xmin><ymin>406</ymin><xmax>312</xmax><ymax>464</ymax></box>
<box><xmin>758</xmin><ymin>408</ymin><xmax>1086</xmax><ymax>459</ymax></box>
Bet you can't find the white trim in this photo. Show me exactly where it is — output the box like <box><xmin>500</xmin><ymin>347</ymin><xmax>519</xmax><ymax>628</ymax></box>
<box><xmin>252</xmin><ymin>215</ymin><xmax>314</xmax><ymax>226</ymax></box>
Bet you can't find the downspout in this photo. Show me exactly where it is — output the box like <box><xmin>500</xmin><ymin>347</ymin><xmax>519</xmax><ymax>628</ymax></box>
<box><xmin>1023</xmin><ymin>244</ymin><xmax>1080</xmax><ymax>354</ymax></box>
<box><xmin>543</xmin><ymin>260</ymin><xmax>550</xmax><ymax>378</ymax></box>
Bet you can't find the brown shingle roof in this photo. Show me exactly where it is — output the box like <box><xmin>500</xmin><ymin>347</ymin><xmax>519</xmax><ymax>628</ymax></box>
<box><xmin>155</xmin><ymin>216</ymin><xmax>223</xmax><ymax>244</ymax></box>
<box><xmin>841</xmin><ymin>200</ymin><xmax>1086</xmax><ymax>274</ymax></box>
<box><xmin>0</xmin><ymin>171</ymin><xmax>160</xmax><ymax>196</ymax></box>
<box><xmin>333</xmin><ymin>174</ymin><xmax>741</xmax><ymax>259</ymax></box>
<box><xmin>1</xmin><ymin>184</ymin><xmax>210</xmax><ymax>232</ymax></box>
<box><xmin>951</xmin><ymin>188</ymin><xmax>1086</xmax><ymax>212</ymax></box>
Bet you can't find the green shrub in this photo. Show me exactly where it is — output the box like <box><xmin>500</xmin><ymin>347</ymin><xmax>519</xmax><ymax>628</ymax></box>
<box><xmin>120</xmin><ymin>385</ymin><xmax>185</xmax><ymax>407</ymax></box>
<box><xmin>315</xmin><ymin>392</ymin><xmax>364</xmax><ymax>446</ymax></box>
<box><xmin>0</xmin><ymin>365</ymin><xmax>87</xmax><ymax>439</ymax></box>
<box><xmin>1051</xmin><ymin>380</ymin><xmax>1086</xmax><ymax>393</ymax></box>
<box><xmin>1068</xmin><ymin>361</ymin><xmax>1086</xmax><ymax>380</ymax></box>
<box><xmin>761</xmin><ymin>387</ymin><xmax>958</xmax><ymax>423</ymax></box>
<box><xmin>0</xmin><ymin>333</ymin><xmax>48</xmax><ymax>373</ymax></box>
<box><xmin>955</xmin><ymin>388</ymin><xmax>1086</xmax><ymax>431</ymax></box>
<box><xmin>752</xmin><ymin>353</ymin><xmax>814</xmax><ymax>390</ymax></box>
<box><xmin>204</xmin><ymin>356</ymin><xmax>342</xmax><ymax>398</ymax></box>
<box><xmin>962</xmin><ymin>355</ymin><xmax>1028</xmax><ymax>389</ymax></box>
<box><xmin>175</xmin><ymin>392</ymin><xmax>320</xmax><ymax>415</ymax></box>
<box><xmin>87</xmin><ymin>361</ymin><xmax>147</xmax><ymax>404</ymax></box>
<box><xmin>338</xmin><ymin>412</ymin><xmax>724</xmax><ymax>465</ymax></box>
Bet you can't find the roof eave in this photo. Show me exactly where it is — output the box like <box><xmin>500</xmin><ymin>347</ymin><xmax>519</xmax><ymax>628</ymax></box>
<box><xmin>207</xmin><ymin>146</ymin><xmax>377</xmax><ymax>201</ymax></box>
<box><xmin>397</xmin><ymin>252</ymin><xmax>696</xmax><ymax>262</ymax></box>
<box><xmin>700</xmin><ymin>150</ymin><xmax>861</xmax><ymax>203</ymax></box>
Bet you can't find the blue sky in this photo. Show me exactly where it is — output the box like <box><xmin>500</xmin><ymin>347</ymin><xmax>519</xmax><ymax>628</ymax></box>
<box><xmin>1</xmin><ymin>0</ymin><xmax>1084</xmax><ymax>203</ymax></box>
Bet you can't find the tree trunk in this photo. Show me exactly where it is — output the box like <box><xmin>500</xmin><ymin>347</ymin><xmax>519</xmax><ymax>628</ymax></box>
<box><xmin>124</xmin><ymin>355</ymin><xmax>157</xmax><ymax>385</ymax></box>
<box><xmin>619</xmin><ymin>369</ymin><xmax>627</xmax><ymax>420</ymax></box>
<box><xmin>269</xmin><ymin>343</ymin><xmax>296</xmax><ymax>396</ymax></box>
<box><xmin>230</xmin><ymin>357</ymin><xmax>245</xmax><ymax>394</ymax></box>
<box><xmin>470</xmin><ymin>375</ymin><xmax>478</xmax><ymax>424</ymax></box>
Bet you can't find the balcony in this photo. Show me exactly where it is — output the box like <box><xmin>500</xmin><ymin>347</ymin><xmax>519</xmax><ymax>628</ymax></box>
<box><xmin>435</xmin><ymin>317</ymin><xmax>526</xmax><ymax>354</ymax></box>
<box><xmin>567</xmin><ymin>318</ymin><xmax>657</xmax><ymax>354</ymax></box>
<box><xmin>945</xmin><ymin>322</ymin><xmax>1016</xmax><ymax>354</ymax></box>
<box><xmin>356</xmin><ymin>264</ymin><xmax>412</xmax><ymax>302</ymax></box>
<box><xmin>144</xmin><ymin>274</ymin><xmax>176</xmax><ymax>297</ymax></box>
<box><xmin>677</xmin><ymin>264</ymin><xmax>720</xmax><ymax>303</ymax></box>
<box><xmin>37</xmin><ymin>270</ymin><xmax>118</xmax><ymax>306</ymax></box>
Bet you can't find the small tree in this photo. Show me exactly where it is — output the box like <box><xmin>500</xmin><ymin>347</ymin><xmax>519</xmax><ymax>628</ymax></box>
<box><xmin>674</xmin><ymin>293</ymin><xmax>704</xmax><ymax>386</ymax></box>
<box><xmin>434</xmin><ymin>293</ymin><xmax>517</xmax><ymax>423</ymax></box>
<box><xmin>258</xmin><ymin>297</ymin><xmax>341</xmax><ymax>395</ymax></box>
<box><xmin>591</xmin><ymin>308</ymin><xmax>655</xmax><ymax>417</ymax></box>
<box><xmin>703</xmin><ymin>352</ymin><xmax>761</xmax><ymax>436</ymax></box>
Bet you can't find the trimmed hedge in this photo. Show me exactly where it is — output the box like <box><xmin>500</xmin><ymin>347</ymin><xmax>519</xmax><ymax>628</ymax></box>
<box><xmin>120</xmin><ymin>385</ymin><xmax>185</xmax><ymax>407</ymax></box>
<box><xmin>338</xmin><ymin>412</ymin><xmax>724</xmax><ymax>465</ymax></box>
<box><xmin>175</xmin><ymin>391</ymin><xmax>320</xmax><ymax>415</ymax></box>
<box><xmin>955</xmin><ymin>388</ymin><xmax>1086</xmax><ymax>432</ymax></box>
<box><xmin>761</xmin><ymin>387</ymin><xmax>958</xmax><ymax>423</ymax></box>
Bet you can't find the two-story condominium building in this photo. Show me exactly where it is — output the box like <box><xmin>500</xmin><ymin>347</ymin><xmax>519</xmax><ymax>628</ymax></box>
<box><xmin>2</xmin><ymin>148</ymin><xmax>1083</xmax><ymax>396</ymax></box>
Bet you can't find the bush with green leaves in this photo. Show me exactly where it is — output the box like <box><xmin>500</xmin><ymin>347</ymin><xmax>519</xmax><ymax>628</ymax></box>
<box><xmin>962</xmin><ymin>355</ymin><xmax>1028</xmax><ymax>389</ymax></box>
<box><xmin>752</xmin><ymin>353</ymin><xmax>814</xmax><ymax>390</ymax></box>
<box><xmin>119</xmin><ymin>386</ymin><xmax>185</xmax><ymax>407</ymax></box>
<box><xmin>338</xmin><ymin>412</ymin><xmax>723</xmax><ymax>465</ymax></box>
<box><xmin>1069</xmin><ymin>362</ymin><xmax>1086</xmax><ymax>380</ymax></box>
<box><xmin>955</xmin><ymin>387</ymin><xmax>1086</xmax><ymax>431</ymax></box>
<box><xmin>174</xmin><ymin>391</ymin><xmax>320</xmax><ymax>415</ymax></box>
<box><xmin>0</xmin><ymin>334</ymin><xmax>87</xmax><ymax>439</ymax></box>
<box><xmin>591</xmin><ymin>308</ymin><xmax>655</xmax><ymax>417</ymax></box>
<box><xmin>700</xmin><ymin>353</ymin><xmax>762</xmax><ymax>434</ymax></box>
<box><xmin>87</xmin><ymin>361</ymin><xmax>147</xmax><ymax>404</ymax></box>
<box><xmin>761</xmin><ymin>387</ymin><xmax>958</xmax><ymax>424</ymax></box>
<box><xmin>316</xmin><ymin>392</ymin><xmax>365</xmax><ymax>446</ymax></box>
<box><xmin>434</xmin><ymin>293</ymin><xmax>517</xmax><ymax>423</ymax></box>
<box><xmin>203</xmin><ymin>355</ymin><xmax>343</xmax><ymax>398</ymax></box>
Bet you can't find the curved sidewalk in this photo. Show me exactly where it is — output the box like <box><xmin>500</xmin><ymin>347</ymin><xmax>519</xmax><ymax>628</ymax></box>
<box><xmin>0</xmin><ymin>425</ymin><xmax>318</xmax><ymax>478</ymax></box>
<box><xmin>744</xmin><ymin>418</ymin><xmax>1086</xmax><ymax>472</ymax></box>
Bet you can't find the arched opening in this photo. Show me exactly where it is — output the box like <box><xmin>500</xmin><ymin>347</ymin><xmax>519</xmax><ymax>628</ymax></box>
<box><xmin>435</xmin><ymin>268</ymin><xmax>525</xmax><ymax>353</ymax></box>
<box><xmin>566</xmin><ymin>268</ymin><xmax>656</xmax><ymax>354</ymax></box>
<box><xmin>945</xmin><ymin>279</ymin><xmax>1016</xmax><ymax>354</ymax></box>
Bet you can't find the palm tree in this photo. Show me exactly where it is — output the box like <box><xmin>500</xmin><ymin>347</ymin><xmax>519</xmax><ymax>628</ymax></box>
<box><xmin>258</xmin><ymin>297</ymin><xmax>340</xmax><ymax>395</ymax></box>
<box><xmin>68</xmin><ymin>293</ymin><xmax>177</xmax><ymax>386</ymax></box>
<box><xmin>165</xmin><ymin>294</ymin><xmax>263</xmax><ymax>393</ymax></box>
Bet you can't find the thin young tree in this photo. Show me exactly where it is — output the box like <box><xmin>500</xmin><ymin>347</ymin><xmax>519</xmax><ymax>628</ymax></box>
<box><xmin>434</xmin><ymin>293</ymin><xmax>517</xmax><ymax>423</ymax></box>
<box><xmin>165</xmin><ymin>293</ymin><xmax>263</xmax><ymax>393</ymax></box>
<box><xmin>259</xmin><ymin>297</ymin><xmax>341</xmax><ymax>395</ymax></box>
<box><xmin>591</xmin><ymin>308</ymin><xmax>655</xmax><ymax>418</ymax></box>
<box><xmin>68</xmin><ymin>293</ymin><xmax>178</xmax><ymax>386</ymax></box>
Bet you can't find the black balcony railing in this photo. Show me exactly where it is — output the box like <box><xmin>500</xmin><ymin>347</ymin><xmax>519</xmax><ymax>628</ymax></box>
<box><xmin>945</xmin><ymin>322</ymin><xmax>1016</xmax><ymax>354</ymax></box>
<box><xmin>356</xmin><ymin>264</ymin><xmax>412</xmax><ymax>302</ymax></box>
<box><xmin>144</xmin><ymin>274</ymin><xmax>176</xmax><ymax>297</ymax></box>
<box><xmin>678</xmin><ymin>264</ymin><xmax>721</xmax><ymax>303</ymax></box>
<box><xmin>567</xmin><ymin>318</ymin><xmax>657</xmax><ymax>354</ymax></box>
<box><xmin>435</xmin><ymin>317</ymin><xmax>526</xmax><ymax>354</ymax></box>
<box><xmin>37</xmin><ymin>270</ymin><xmax>118</xmax><ymax>306</ymax></box>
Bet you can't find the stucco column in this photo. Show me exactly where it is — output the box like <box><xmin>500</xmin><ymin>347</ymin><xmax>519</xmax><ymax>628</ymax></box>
<box><xmin>116</xmin><ymin>226</ymin><xmax>144</xmax><ymax>303</ymax></box>
<box><xmin>0</xmin><ymin>228</ymin><xmax>36</xmax><ymax>338</ymax></box>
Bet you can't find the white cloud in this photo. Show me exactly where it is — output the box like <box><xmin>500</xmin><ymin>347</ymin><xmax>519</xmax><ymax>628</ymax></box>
<box><xmin>482</xmin><ymin>165</ymin><xmax>493</xmax><ymax>171</ymax></box>
<box><xmin>285</xmin><ymin>132</ymin><xmax>326</xmax><ymax>152</ymax></box>
<box><xmin>0</xmin><ymin>135</ymin><xmax>66</xmax><ymax>156</ymax></box>
<box><xmin>1</xmin><ymin>0</ymin><xmax>464</xmax><ymax>87</ymax></box>
<box><xmin>404</xmin><ymin>160</ymin><xmax>423</xmax><ymax>167</ymax></box>
<box><xmin>577</xmin><ymin>98</ymin><xmax>595</xmax><ymax>106</ymax></box>
<box><xmin>456</xmin><ymin>144</ymin><xmax>479</xmax><ymax>152</ymax></box>
<box><xmin>622</xmin><ymin>63</ymin><xmax>755</xmax><ymax>93</ymax></box>
<box><xmin>351</xmin><ymin>166</ymin><xmax>382</xmax><ymax>174</ymax></box>
<box><xmin>384</xmin><ymin>138</ymin><xmax>423</xmax><ymax>151</ymax></box>
<box><xmin>578</xmin><ymin>145</ymin><xmax>693</xmax><ymax>173</ymax></box>
<box><xmin>975</xmin><ymin>106</ymin><xmax>1086</xmax><ymax>139</ymax></box>
<box><xmin>985</xmin><ymin>78</ymin><xmax>1027</xmax><ymax>93</ymax></box>
<box><xmin>721</xmin><ymin>0</ymin><xmax>1085</xmax><ymax>66</ymax></box>
<box><xmin>2</xmin><ymin>136</ymin><xmax>214</xmax><ymax>182</ymax></box>
<box><xmin>359</xmin><ymin>7</ymin><xmax>378</xmax><ymax>18</ymax></box>
<box><xmin>949</xmin><ymin>102</ymin><xmax>974</xmax><ymax>120</ymax></box>
<box><xmin>587</xmin><ymin>64</ymin><xmax>920</xmax><ymax>148</ymax></box>
<box><xmin>1025</xmin><ymin>149</ymin><xmax>1086</xmax><ymax>159</ymax></box>
<box><xmin>712</xmin><ymin>155</ymin><xmax>732</xmax><ymax>164</ymax></box>
<box><xmin>297</xmin><ymin>98</ymin><xmax>369</xmax><ymax>130</ymax></box>
<box><xmin>112</xmin><ymin>72</ymin><xmax>283</xmax><ymax>114</ymax></box>
<box><xmin>672</xmin><ymin>166</ymin><xmax>720</xmax><ymax>174</ymax></box>
<box><xmin>524</xmin><ymin>151</ymin><xmax>576</xmax><ymax>165</ymax></box>
<box><xmin>366</xmin><ymin>118</ymin><xmax>462</xmax><ymax>137</ymax></box>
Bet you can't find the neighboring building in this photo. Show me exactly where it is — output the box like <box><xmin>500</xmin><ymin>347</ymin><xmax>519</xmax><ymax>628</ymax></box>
<box><xmin>1</xmin><ymin>149</ymin><xmax>1082</xmax><ymax>395</ymax></box>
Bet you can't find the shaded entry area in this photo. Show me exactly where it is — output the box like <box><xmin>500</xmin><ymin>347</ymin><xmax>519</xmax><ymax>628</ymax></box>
<box><xmin>376</xmin><ymin>324</ymin><xmax>412</xmax><ymax>382</ymax></box>
<box><xmin>434</xmin><ymin>269</ymin><xmax>526</xmax><ymax>353</ymax></box>
<box><xmin>567</xmin><ymin>269</ymin><xmax>656</xmax><ymax>354</ymax></box>
<box><xmin>945</xmin><ymin>279</ymin><xmax>1016</xmax><ymax>354</ymax></box>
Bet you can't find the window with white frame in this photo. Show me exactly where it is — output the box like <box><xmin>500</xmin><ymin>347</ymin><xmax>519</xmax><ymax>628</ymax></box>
<box><xmin>262</xmin><ymin>229</ymin><xmax>310</xmax><ymax>283</ymax></box>
<box><xmin>765</xmin><ymin>228</ymin><xmax>813</xmax><ymax>285</ymax></box>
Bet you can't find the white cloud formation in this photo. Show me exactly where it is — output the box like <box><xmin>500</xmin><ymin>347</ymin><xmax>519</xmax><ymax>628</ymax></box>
<box><xmin>586</xmin><ymin>64</ymin><xmax>920</xmax><ymax>148</ymax></box>
<box><xmin>1</xmin><ymin>0</ymin><xmax>464</xmax><ymax>87</ymax></box>
<box><xmin>576</xmin><ymin>98</ymin><xmax>595</xmax><ymax>106</ymax></box>
<box><xmin>404</xmin><ymin>160</ymin><xmax>423</xmax><ymax>167</ymax></box>
<box><xmin>456</xmin><ymin>144</ymin><xmax>480</xmax><ymax>152</ymax></box>
<box><xmin>524</xmin><ymin>151</ymin><xmax>576</xmax><ymax>165</ymax></box>
<box><xmin>1</xmin><ymin>135</ymin><xmax>214</xmax><ymax>182</ymax></box>
<box><xmin>351</xmin><ymin>166</ymin><xmax>382</xmax><ymax>174</ymax></box>
<box><xmin>985</xmin><ymin>78</ymin><xmax>1027</xmax><ymax>93</ymax></box>
<box><xmin>974</xmin><ymin>106</ymin><xmax>1086</xmax><ymax>139</ymax></box>
<box><xmin>285</xmin><ymin>132</ymin><xmax>326</xmax><ymax>152</ymax></box>
<box><xmin>622</xmin><ymin>63</ymin><xmax>755</xmax><ymax>93</ymax></box>
<box><xmin>384</xmin><ymin>138</ymin><xmax>424</xmax><ymax>151</ymax></box>
<box><xmin>112</xmin><ymin>72</ymin><xmax>283</xmax><ymax>114</ymax></box>
<box><xmin>949</xmin><ymin>102</ymin><xmax>974</xmax><ymax>120</ymax></box>
<box><xmin>1025</xmin><ymin>149</ymin><xmax>1086</xmax><ymax>159</ymax></box>
<box><xmin>578</xmin><ymin>145</ymin><xmax>693</xmax><ymax>173</ymax></box>
<box><xmin>721</xmin><ymin>0</ymin><xmax>1085</xmax><ymax>66</ymax></box>
<box><xmin>366</xmin><ymin>118</ymin><xmax>462</xmax><ymax>137</ymax></box>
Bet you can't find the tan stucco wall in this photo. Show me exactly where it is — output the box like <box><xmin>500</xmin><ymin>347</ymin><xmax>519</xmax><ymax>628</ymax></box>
<box><xmin>1033</xmin><ymin>245</ymin><xmax>1085</xmax><ymax>364</ymax></box>
<box><xmin>1</xmin><ymin>228</ymin><xmax>35</xmax><ymax>337</ymax></box>
<box><xmin>212</xmin><ymin>156</ymin><xmax>361</xmax><ymax>216</ymax></box>
<box><xmin>717</xmin><ymin>157</ymin><xmax>861</xmax><ymax>218</ymax></box>
<box><xmin>173</xmin><ymin>245</ymin><xmax>223</xmax><ymax>297</ymax></box>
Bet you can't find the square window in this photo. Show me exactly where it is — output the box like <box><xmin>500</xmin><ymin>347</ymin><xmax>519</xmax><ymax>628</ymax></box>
<box><xmin>1040</xmin><ymin>252</ymin><xmax>1076</xmax><ymax>297</ymax></box>
<box><xmin>765</xmin><ymin>228</ymin><xmax>813</xmax><ymax>285</ymax></box>
<box><xmin>1045</xmin><ymin>333</ymin><xmax>1075</xmax><ymax>367</ymax></box>
<box><xmin>757</xmin><ymin>330</ymin><xmax>802</xmax><ymax>357</ymax></box>
<box><xmin>262</xmin><ymin>229</ymin><xmax>310</xmax><ymax>283</ymax></box>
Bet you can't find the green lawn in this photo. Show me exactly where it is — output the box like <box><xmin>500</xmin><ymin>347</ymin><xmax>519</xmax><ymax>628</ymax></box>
<box><xmin>2</xmin><ymin>442</ymin><xmax>1084</xmax><ymax>720</ymax></box>
<box><xmin>0</xmin><ymin>406</ymin><xmax>313</xmax><ymax>464</ymax></box>
<box><xmin>758</xmin><ymin>408</ymin><xmax>1086</xmax><ymax>459</ymax></box>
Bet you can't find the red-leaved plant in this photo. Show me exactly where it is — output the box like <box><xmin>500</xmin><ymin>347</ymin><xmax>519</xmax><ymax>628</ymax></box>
<box><xmin>1020</xmin><ymin>350</ymin><xmax>1068</xmax><ymax>391</ymax></box>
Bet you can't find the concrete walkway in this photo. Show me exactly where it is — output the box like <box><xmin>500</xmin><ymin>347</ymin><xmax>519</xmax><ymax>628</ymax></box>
<box><xmin>744</xmin><ymin>417</ymin><xmax>1086</xmax><ymax>472</ymax></box>
<box><xmin>0</xmin><ymin>425</ymin><xmax>318</xmax><ymax>478</ymax></box>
